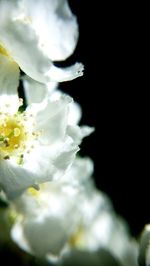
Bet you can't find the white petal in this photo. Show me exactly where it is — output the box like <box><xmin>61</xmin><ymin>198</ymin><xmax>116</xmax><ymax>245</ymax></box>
<box><xmin>80</xmin><ymin>126</ymin><xmax>95</xmax><ymax>138</ymax></box>
<box><xmin>45</xmin><ymin>62</ymin><xmax>84</xmax><ymax>82</ymax></box>
<box><xmin>0</xmin><ymin>159</ymin><xmax>36</xmax><ymax>199</ymax></box>
<box><xmin>23</xmin><ymin>75</ymin><xmax>58</xmax><ymax>104</ymax></box>
<box><xmin>53</xmin><ymin>146</ymin><xmax>79</xmax><ymax>175</ymax></box>
<box><xmin>67</xmin><ymin>125</ymin><xmax>94</xmax><ymax>146</ymax></box>
<box><xmin>61</xmin><ymin>157</ymin><xmax>94</xmax><ymax>187</ymax></box>
<box><xmin>23</xmin><ymin>76</ymin><xmax>49</xmax><ymax>104</ymax></box>
<box><xmin>0</xmin><ymin>54</ymin><xmax>20</xmax><ymax>114</ymax></box>
<box><xmin>23</xmin><ymin>76</ymin><xmax>82</xmax><ymax>125</ymax></box>
<box><xmin>23</xmin><ymin>76</ymin><xmax>82</xmax><ymax>126</ymax></box>
<box><xmin>0</xmin><ymin>6</ymin><xmax>51</xmax><ymax>83</ymax></box>
<box><xmin>23</xmin><ymin>217</ymin><xmax>71</xmax><ymax>256</ymax></box>
<box><xmin>21</xmin><ymin>141</ymin><xmax>79</xmax><ymax>185</ymax></box>
<box><xmin>68</xmin><ymin>101</ymin><xmax>82</xmax><ymax>125</ymax></box>
<box><xmin>11</xmin><ymin>219</ymin><xmax>32</xmax><ymax>254</ymax></box>
<box><xmin>32</xmin><ymin>95</ymin><xmax>72</xmax><ymax>145</ymax></box>
<box><xmin>22</xmin><ymin>0</ymin><xmax>79</xmax><ymax>61</ymax></box>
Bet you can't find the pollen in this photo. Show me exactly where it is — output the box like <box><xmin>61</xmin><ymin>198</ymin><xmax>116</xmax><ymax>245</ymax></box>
<box><xmin>0</xmin><ymin>114</ymin><xmax>26</xmax><ymax>158</ymax></box>
<box><xmin>0</xmin><ymin>100</ymin><xmax>40</xmax><ymax>164</ymax></box>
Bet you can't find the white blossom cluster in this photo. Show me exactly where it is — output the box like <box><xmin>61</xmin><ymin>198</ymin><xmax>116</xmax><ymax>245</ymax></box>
<box><xmin>0</xmin><ymin>1</ymin><xmax>138</xmax><ymax>266</ymax></box>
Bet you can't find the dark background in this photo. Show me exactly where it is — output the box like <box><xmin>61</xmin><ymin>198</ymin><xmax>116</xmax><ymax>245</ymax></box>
<box><xmin>60</xmin><ymin>1</ymin><xmax>148</xmax><ymax>238</ymax></box>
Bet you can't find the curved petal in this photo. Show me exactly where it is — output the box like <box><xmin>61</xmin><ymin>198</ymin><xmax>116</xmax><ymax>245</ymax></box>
<box><xmin>68</xmin><ymin>101</ymin><xmax>82</xmax><ymax>125</ymax></box>
<box><xmin>11</xmin><ymin>219</ymin><xmax>32</xmax><ymax>254</ymax></box>
<box><xmin>23</xmin><ymin>75</ymin><xmax>58</xmax><ymax>104</ymax></box>
<box><xmin>23</xmin><ymin>76</ymin><xmax>82</xmax><ymax>125</ymax></box>
<box><xmin>67</xmin><ymin>125</ymin><xmax>94</xmax><ymax>146</ymax></box>
<box><xmin>22</xmin><ymin>139</ymin><xmax>79</xmax><ymax>182</ymax></box>
<box><xmin>0</xmin><ymin>159</ymin><xmax>36</xmax><ymax>199</ymax></box>
<box><xmin>62</xmin><ymin>157</ymin><xmax>94</xmax><ymax>185</ymax></box>
<box><xmin>0</xmin><ymin>0</ymin><xmax>82</xmax><ymax>83</ymax></box>
<box><xmin>28</xmin><ymin>95</ymin><xmax>72</xmax><ymax>145</ymax></box>
<box><xmin>23</xmin><ymin>217</ymin><xmax>71</xmax><ymax>257</ymax></box>
<box><xmin>0</xmin><ymin>1</ymin><xmax>52</xmax><ymax>83</ymax></box>
<box><xmin>22</xmin><ymin>0</ymin><xmax>79</xmax><ymax>61</ymax></box>
<box><xmin>45</xmin><ymin>62</ymin><xmax>84</xmax><ymax>82</ymax></box>
<box><xmin>0</xmin><ymin>54</ymin><xmax>20</xmax><ymax>114</ymax></box>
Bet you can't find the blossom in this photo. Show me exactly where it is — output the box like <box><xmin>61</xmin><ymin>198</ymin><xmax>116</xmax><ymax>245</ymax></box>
<box><xmin>0</xmin><ymin>55</ymin><xmax>91</xmax><ymax>199</ymax></box>
<box><xmin>66</xmin><ymin>192</ymin><xmax>138</xmax><ymax>266</ymax></box>
<box><xmin>10</xmin><ymin>157</ymin><xmax>137</xmax><ymax>266</ymax></box>
<box><xmin>10</xmin><ymin>158</ymin><xmax>93</xmax><ymax>260</ymax></box>
<box><xmin>0</xmin><ymin>0</ymin><xmax>83</xmax><ymax>83</ymax></box>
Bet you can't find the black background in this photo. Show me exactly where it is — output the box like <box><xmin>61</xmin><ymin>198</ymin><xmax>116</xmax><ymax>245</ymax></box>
<box><xmin>60</xmin><ymin>1</ymin><xmax>148</xmax><ymax>237</ymax></box>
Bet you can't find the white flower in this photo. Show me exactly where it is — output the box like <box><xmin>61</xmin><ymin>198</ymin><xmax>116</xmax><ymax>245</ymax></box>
<box><xmin>10</xmin><ymin>157</ymin><xmax>94</xmax><ymax>260</ymax></box>
<box><xmin>67</xmin><ymin>191</ymin><xmax>138</xmax><ymax>266</ymax></box>
<box><xmin>0</xmin><ymin>56</ymin><xmax>91</xmax><ymax>199</ymax></box>
<box><xmin>10</xmin><ymin>157</ymin><xmax>137</xmax><ymax>266</ymax></box>
<box><xmin>0</xmin><ymin>0</ymin><xmax>83</xmax><ymax>83</ymax></box>
<box><xmin>59</xmin><ymin>176</ymin><xmax>138</xmax><ymax>266</ymax></box>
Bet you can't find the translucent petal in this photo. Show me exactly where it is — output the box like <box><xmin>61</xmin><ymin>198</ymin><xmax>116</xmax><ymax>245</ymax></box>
<box><xmin>0</xmin><ymin>54</ymin><xmax>20</xmax><ymax>114</ymax></box>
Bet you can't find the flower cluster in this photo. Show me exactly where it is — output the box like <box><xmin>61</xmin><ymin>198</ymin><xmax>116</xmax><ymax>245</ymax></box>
<box><xmin>0</xmin><ymin>1</ymin><xmax>139</xmax><ymax>266</ymax></box>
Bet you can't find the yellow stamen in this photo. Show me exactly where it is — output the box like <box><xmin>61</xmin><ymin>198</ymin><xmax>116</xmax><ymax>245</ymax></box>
<box><xmin>0</xmin><ymin>107</ymin><xmax>39</xmax><ymax>164</ymax></box>
<box><xmin>0</xmin><ymin>116</ymin><xmax>26</xmax><ymax>157</ymax></box>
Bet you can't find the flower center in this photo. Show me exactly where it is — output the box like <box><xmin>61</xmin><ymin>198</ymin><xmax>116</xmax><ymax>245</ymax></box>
<box><xmin>0</xmin><ymin>114</ymin><xmax>27</xmax><ymax>161</ymax></box>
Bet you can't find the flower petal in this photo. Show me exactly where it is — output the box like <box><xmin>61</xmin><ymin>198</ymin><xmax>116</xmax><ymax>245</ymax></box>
<box><xmin>23</xmin><ymin>75</ymin><xmax>57</xmax><ymax>104</ymax></box>
<box><xmin>68</xmin><ymin>101</ymin><xmax>82</xmax><ymax>125</ymax></box>
<box><xmin>23</xmin><ymin>75</ymin><xmax>82</xmax><ymax>124</ymax></box>
<box><xmin>0</xmin><ymin>0</ymin><xmax>83</xmax><ymax>83</ymax></box>
<box><xmin>67</xmin><ymin>125</ymin><xmax>94</xmax><ymax>146</ymax></box>
<box><xmin>0</xmin><ymin>159</ymin><xmax>36</xmax><ymax>199</ymax></box>
<box><xmin>61</xmin><ymin>157</ymin><xmax>94</xmax><ymax>186</ymax></box>
<box><xmin>21</xmin><ymin>0</ymin><xmax>79</xmax><ymax>61</ymax></box>
<box><xmin>28</xmin><ymin>95</ymin><xmax>72</xmax><ymax>145</ymax></box>
<box><xmin>45</xmin><ymin>62</ymin><xmax>84</xmax><ymax>82</ymax></box>
<box><xmin>0</xmin><ymin>2</ymin><xmax>51</xmax><ymax>83</ymax></box>
<box><xmin>11</xmin><ymin>219</ymin><xmax>32</xmax><ymax>254</ymax></box>
<box><xmin>23</xmin><ymin>217</ymin><xmax>72</xmax><ymax>257</ymax></box>
<box><xmin>0</xmin><ymin>54</ymin><xmax>20</xmax><ymax>114</ymax></box>
<box><xmin>16</xmin><ymin>142</ymin><xmax>79</xmax><ymax>187</ymax></box>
